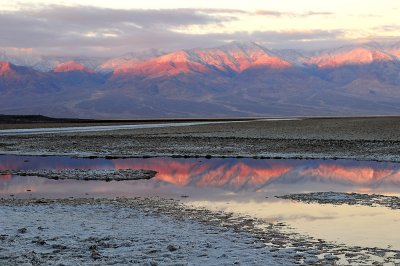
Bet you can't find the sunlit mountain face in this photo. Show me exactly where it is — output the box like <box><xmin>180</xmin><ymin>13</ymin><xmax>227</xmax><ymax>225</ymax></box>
<box><xmin>52</xmin><ymin>61</ymin><xmax>95</xmax><ymax>73</ymax></box>
<box><xmin>304</xmin><ymin>45</ymin><xmax>394</xmax><ymax>68</ymax></box>
<box><xmin>112</xmin><ymin>43</ymin><xmax>292</xmax><ymax>78</ymax></box>
<box><xmin>1</xmin><ymin>156</ymin><xmax>400</xmax><ymax>193</ymax></box>
<box><xmin>1</xmin><ymin>42</ymin><xmax>400</xmax><ymax>118</ymax></box>
<box><xmin>0</xmin><ymin>61</ymin><xmax>13</xmax><ymax>76</ymax></box>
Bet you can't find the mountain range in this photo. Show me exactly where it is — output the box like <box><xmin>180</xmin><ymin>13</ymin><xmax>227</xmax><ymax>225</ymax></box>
<box><xmin>1</xmin><ymin>42</ymin><xmax>400</xmax><ymax>118</ymax></box>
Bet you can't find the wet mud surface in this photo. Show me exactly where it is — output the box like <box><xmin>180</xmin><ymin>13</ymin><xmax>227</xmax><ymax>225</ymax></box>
<box><xmin>278</xmin><ymin>192</ymin><xmax>400</xmax><ymax>210</ymax></box>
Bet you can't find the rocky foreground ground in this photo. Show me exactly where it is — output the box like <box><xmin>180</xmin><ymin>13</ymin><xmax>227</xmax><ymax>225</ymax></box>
<box><xmin>1</xmin><ymin>197</ymin><xmax>400</xmax><ymax>265</ymax></box>
<box><xmin>1</xmin><ymin>117</ymin><xmax>400</xmax><ymax>162</ymax></box>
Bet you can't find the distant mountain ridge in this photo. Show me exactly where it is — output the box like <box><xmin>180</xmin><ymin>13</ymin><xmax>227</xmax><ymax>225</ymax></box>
<box><xmin>1</xmin><ymin>42</ymin><xmax>400</xmax><ymax>118</ymax></box>
<box><xmin>2</xmin><ymin>42</ymin><xmax>400</xmax><ymax>73</ymax></box>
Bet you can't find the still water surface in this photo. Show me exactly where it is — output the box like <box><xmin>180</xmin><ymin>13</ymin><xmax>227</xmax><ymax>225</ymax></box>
<box><xmin>1</xmin><ymin>155</ymin><xmax>399</xmax><ymax>249</ymax></box>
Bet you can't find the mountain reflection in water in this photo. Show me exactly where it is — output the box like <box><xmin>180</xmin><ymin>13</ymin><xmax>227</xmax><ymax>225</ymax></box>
<box><xmin>1</xmin><ymin>155</ymin><xmax>400</xmax><ymax>249</ymax></box>
<box><xmin>1</xmin><ymin>155</ymin><xmax>400</xmax><ymax>193</ymax></box>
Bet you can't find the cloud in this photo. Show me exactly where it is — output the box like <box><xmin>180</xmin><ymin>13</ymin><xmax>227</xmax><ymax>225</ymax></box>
<box><xmin>0</xmin><ymin>5</ymin><xmax>345</xmax><ymax>56</ymax></box>
<box><xmin>179</xmin><ymin>8</ymin><xmax>248</xmax><ymax>14</ymax></box>
<box><xmin>255</xmin><ymin>10</ymin><xmax>334</xmax><ymax>17</ymax></box>
<box><xmin>0</xmin><ymin>5</ymin><xmax>236</xmax><ymax>54</ymax></box>
<box><xmin>30</xmin><ymin>6</ymin><xmax>238</xmax><ymax>29</ymax></box>
<box><xmin>252</xmin><ymin>29</ymin><xmax>344</xmax><ymax>42</ymax></box>
<box><xmin>355</xmin><ymin>14</ymin><xmax>382</xmax><ymax>18</ymax></box>
<box><xmin>355</xmin><ymin>35</ymin><xmax>400</xmax><ymax>45</ymax></box>
<box><xmin>374</xmin><ymin>24</ymin><xmax>400</xmax><ymax>32</ymax></box>
<box><xmin>302</xmin><ymin>11</ymin><xmax>334</xmax><ymax>17</ymax></box>
<box><xmin>254</xmin><ymin>10</ymin><xmax>286</xmax><ymax>17</ymax></box>
<box><xmin>192</xmin><ymin>29</ymin><xmax>347</xmax><ymax>50</ymax></box>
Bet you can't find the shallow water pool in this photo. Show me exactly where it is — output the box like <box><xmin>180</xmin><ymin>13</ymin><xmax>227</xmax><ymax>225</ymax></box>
<box><xmin>1</xmin><ymin>155</ymin><xmax>399</xmax><ymax>249</ymax></box>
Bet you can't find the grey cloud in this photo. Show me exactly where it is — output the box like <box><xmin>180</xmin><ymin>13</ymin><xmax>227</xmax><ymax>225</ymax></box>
<box><xmin>142</xmin><ymin>29</ymin><xmax>347</xmax><ymax>52</ymax></box>
<box><xmin>301</xmin><ymin>11</ymin><xmax>334</xmax><ymax>17</ymax></box>
<box><xmin>197</xmin><ymin>29</ymin><xmax>345</xmax><ymax>46</ymax></box>
<box><xmin>263</xmin><ymin>31</ymin><xmax>351</xmax><ymax>50</ymax></box>
<box><xmin>179</xmin><ymin>8</ymin><xmax>248</xmax><ymax>14</ymax></box>
<box><xmin>254</xmin><ymin>10</ymin><xmax>285</xmax><ymax>17</ymax></box>
<box><xmin>0</xmin><ymin>5</ymin><xmax>236</xmax><ymax>54</ymax></box>
<box><xmin>0</xmin><ymin>5</ymin><xmax>346</xmax><ymax>56</ymax></box>
<box><xmin>37</xmin><ymin>5</ymin><xmax>339</xmax><ymax>31</ymax></box>
<box><xmin>252</xmin><ymin>29</ymin><xmax>344</xmax><ymax>41</ymax></box>
<box><xmin>25</xmin><ymin>5</ymin><xmax>236</xmax><ymax>29</ymax></box>
<box><xmin>358</xmin><ymin>35</ymin><xmax>400</xmax><ymax>44</ymax></box>
<box><xmin>358</xmin><ymin>14</ymin><xmax>382</xmax><ymax>18</ymax></box>
<box><xmin>255</xmin><ymin>10</ymin><xmax>334</xmax><ymax>17</ymax></box>
<box><xmin>375</xmin><ymin>24</ymin><xmax>400</xmax><ymax>32</ymax></box>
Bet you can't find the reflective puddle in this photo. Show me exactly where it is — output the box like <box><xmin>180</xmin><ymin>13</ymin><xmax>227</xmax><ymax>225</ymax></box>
<box><xmin>1</xmin><ymin>155</ymin><xmax>400</xmax><ymax>249</ymax></box>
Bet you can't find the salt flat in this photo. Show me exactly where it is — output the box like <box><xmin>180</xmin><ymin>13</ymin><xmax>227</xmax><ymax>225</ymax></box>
<box><xmin>1</xmin><ymin>117</ymin><xmax>400</xmax><ymax>161</ymax></box>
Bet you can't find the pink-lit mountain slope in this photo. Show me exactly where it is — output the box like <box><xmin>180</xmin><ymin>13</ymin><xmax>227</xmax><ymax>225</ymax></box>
<box><xmin>113</xmin><ymin>42</ymin><xmax>291</xmax><ymax>78</ymax></box>
<box><xmin>98</xmin><ymin>49</ymin><xmax>165</xmax><ymax>73</ymax></box>
<box><xmin>53</xmin><ymin>61</ymin><xmax>95</xmax><ymax>73</ymax></box>
<box><xmin>0</xmin><ymin>61</ymin><xmax>60</xmax><ymax>94</ymax></box>
<box><xmin>0</xmin><ymin>61</ymin><xmax>16</xmax><ymax>77</ymax></box>
<box><xmin>387</xmin><ymin>42</ymin><xmax>400</xmax><ymax>59</ymax></box>
<box><xmin>193</xmin><ymin>42</ymin><xmax>292</xmax><ymax>72</ymax></box>
<box><xmin>1</xmin><ymin>42</ymin><xmax>400</xmax><ymax>118</ymax></box>
<box><xmin>305</xmin><ymin>44</ymin><xmax>395</xmax><ymax>68</ymax></box>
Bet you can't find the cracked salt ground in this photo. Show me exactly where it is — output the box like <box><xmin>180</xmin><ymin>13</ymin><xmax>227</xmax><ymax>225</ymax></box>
<box><xmin>1</xmin><ymin>198</ymin><xmax>400</xmax><ymax>265</ymax></box>
<box><xmin>0</xmin><ymin>200</ymin><xmax>291</xmax><ymax>265</ymax></box>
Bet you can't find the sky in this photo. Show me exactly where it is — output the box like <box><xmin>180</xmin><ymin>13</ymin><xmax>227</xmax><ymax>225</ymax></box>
<box><xmin>0</xmin><ymin>0</ymin><xmax>399</xmax><ymax>56</ymax></box>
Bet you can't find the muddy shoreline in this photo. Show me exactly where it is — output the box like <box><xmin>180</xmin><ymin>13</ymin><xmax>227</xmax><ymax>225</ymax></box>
<box><xmin>0</xmin><ymin>169</ymin><xmax>157</xmax><ymax>181</ymax></box>
<box><xmin>278</xmin><ymin>192</ymin><xmax>400</xmax><ymax>210</ymax></box>
<box><xmin>1</xmin><ymin>117</ymin><xmax>400</xmax><ymax>162</ymax></box>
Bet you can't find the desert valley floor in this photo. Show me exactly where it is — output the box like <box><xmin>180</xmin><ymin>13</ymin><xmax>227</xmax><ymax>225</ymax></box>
<box><xmin>1</xmin><ymin>117</ymin><xmax>400</xmax><ymax>265</ymax></box>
